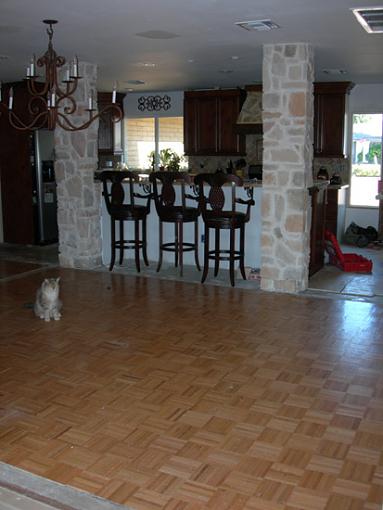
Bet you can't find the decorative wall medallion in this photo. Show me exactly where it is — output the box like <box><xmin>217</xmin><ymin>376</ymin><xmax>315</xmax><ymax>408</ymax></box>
<box><xmin>138</xmin><ymin>95</ymin><xmax>171</xmax><ymax>112</ymax></box>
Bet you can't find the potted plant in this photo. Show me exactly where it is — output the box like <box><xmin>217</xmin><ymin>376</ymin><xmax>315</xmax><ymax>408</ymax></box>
<box><xmin>148</xmin><ymin>148</ymin><xmax>183</xmax><ymax>171</ymax></box>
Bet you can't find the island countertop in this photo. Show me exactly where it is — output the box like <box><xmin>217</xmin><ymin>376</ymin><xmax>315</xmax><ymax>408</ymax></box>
<box><xmin>95</xmin><ymin>170</ymin><xmax>263</xmax><ymax>188</ymax></box>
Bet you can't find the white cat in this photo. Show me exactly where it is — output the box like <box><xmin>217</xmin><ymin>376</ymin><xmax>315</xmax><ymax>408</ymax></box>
<box><xmin>34</xmin><ymin>278</ymin><xmax>62</xmax><ymax>322</ymax></box>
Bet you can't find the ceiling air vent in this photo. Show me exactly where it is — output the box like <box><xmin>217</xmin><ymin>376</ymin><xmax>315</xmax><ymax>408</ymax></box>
<box><xmin>352</xmin><ymin>7</ymin><xmax>383</xmax><ymax>33</ymax></box>
<box><xmin>235</xmin><ymin>19</ymin><xmax>280</xmax><ymax>31</ymax></box>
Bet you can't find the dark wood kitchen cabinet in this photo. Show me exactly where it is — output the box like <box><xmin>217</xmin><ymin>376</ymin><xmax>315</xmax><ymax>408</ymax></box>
<box><xmin>325</xmin><ymin>185</ymin><xmax>348</xmax><ymax>241</ymax></box>
<box><xmin>0</xmin><ymin>82</ymin><xmax>36</xmax><ymax>244</ymax></box>
<box><xmin>97</xmin><ymin>92</ymin><xmax>125</xmax><ymax>155</ymax></box>
<box><xmin>309</xmin><ymin>184</ymin><xmax>328</xmax><ymax>276</ymax></box>
<box><xmin>184</xmin><ymin>90</ymin><xmax>245</xmax><ymax>156</ymax></box>
<box><xmin>313</xmin><ymin>82</ymin><xmax>354</xmax><ymax>158</ymax></box>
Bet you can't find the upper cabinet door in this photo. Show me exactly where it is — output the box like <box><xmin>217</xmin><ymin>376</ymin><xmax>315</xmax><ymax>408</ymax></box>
<box><xmin>195</xmin><ymin>95</ymin><xmax>218</xmax><ymax>154</ymax></box>
<box><xmin>313</xmin><ymin>82</ymin><xmax>354</xmax><ymax>158</ymax></box>
<box><xmin>184</xmin><ymin>90</ymin><xmax>245</xmax><ymax>156</ymax></box>
<box><xmin>217</xmin><ymin>92</ymin><xmax>245</xmax><ymax>155</ymax></box>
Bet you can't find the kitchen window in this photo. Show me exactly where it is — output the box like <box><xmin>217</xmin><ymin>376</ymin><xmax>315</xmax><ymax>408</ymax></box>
<box><xmin>350</xmin><ymin>113</ymin><xmax>383</xmax><ymax>207</ymax></box>
<box><xmin>125</xmin><ymin>116</ymin><xmax>186</xmax><ymax>170</ymax></box>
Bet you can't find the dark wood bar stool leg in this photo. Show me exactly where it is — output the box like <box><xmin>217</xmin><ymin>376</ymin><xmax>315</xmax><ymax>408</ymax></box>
<box><xmin>109</xmin><ymin>218</ymin><xmax>116</xmax><ymax>271</ymax></box>
<box><xmin>239</xmin><ymin>224</ymin><xmax>246</xmax><ymax>280</ymax></box>
<box><xmin>134</xmin><ymin>219</ymin><xmax>140</xmax><ymax>272</ymax></box>
<box><xmin>142</xmin><ymin>217</ymin><xmax>149</xmax><ymax>266</ymax></box>
<box><xmin>174</xmin><ymin>223</ymin><xmax>179</xmax><ymax>268</ymax></box>
<box><xmin>229</xmin><ymin>226</ymin><xmax>235</xmax><ymax>287</ymax></box>
<box><xmin>119</xmin><ymin>220</ymin><xmax>124</xmax><ymax>265</ymax></box>
<box><xmin>179</xmin><ymin>221</ymin><xmax>184</xmax><ymax>277</ymax></box>
<box><xmin>194</xmin><ymin>221</ymin><xmax>201</xmax><ymax>271</ymax></box>
<box><xmin>157</xmin><ymin>221</ymin><xmax>163</xmax><ymax>272</ymax></box>
<box><xmin>214</xmin><ymin>228</ymin><xmax>220</xmax><ymax>277</ymax></box>
<box><xmin>202</xmin><ymin>226</ymin><xmax>209</xmax><ymax>283</ymax></box>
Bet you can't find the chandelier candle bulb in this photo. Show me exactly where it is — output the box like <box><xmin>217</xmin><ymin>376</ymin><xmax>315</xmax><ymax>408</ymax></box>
<box><xmin>26</xmin><ymin>66</ymin><xmax>31</xmax><ymax>78</ymax></box>
<box><xmin>51</xmin><ymin>90</ymin><xmax>56</xmax><ymax>108</ymax></box>
<box><xmin>73</xmin><ymin>57</ymin><xmax>78</xmax><ymax>77</ymax></box>
<box><xmin>8</xmin><ymin>87</ymin><xmax>13</xmax><ymax>110</ymax></box>
<box><xmin>30</xmin><ymin>56</ymin><xmax>35</xmax><ymax>76</ymax></box>
<box><xmin>88</xmin><ymin>91</ymin><xmax>93</xmax><ymax>110</ymax></box>
<box><xmin>112</xmin><ymin>84</ymin><xmax>116</xmax><ymax>104</ymax></box>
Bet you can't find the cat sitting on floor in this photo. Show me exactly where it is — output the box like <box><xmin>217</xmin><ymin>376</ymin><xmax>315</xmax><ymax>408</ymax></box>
<box><xmin>34</xmin><ymin>277</ymin><xmax>62</xmax><ymax>322</ymax></box>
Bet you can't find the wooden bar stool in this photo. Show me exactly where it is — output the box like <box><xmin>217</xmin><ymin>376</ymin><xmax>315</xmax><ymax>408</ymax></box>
<box><xmin>100</xmin><ymin>171</ymin><xmax>151</xmax><ymax>272</ymax></box>
<box><xmin>194</xmin><ymin>173</ymin><xmax>254</xmax><ymax>287</ymax></box>
<box><xmin>149</xmin><ymin>171</ymin><xmax>200</xmax><ymax>276</ymax></box>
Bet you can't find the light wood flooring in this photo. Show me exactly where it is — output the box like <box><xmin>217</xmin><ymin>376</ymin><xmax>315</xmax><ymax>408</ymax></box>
<box><xmin>0</xmin><ymin>266</ymin><xmax>383</xmax><ymax>509</ymax></box>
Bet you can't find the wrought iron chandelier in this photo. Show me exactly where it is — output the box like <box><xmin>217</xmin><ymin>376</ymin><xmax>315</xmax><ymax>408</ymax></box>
<box><xmin>0</xmin><ymin>19</ymin><xmax>122</xmax><ymax>131</ymax></box>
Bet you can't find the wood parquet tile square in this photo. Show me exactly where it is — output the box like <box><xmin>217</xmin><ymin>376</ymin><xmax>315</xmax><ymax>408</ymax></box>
<box><xmin>1</xmin><ymin>268</ymin><xmax>383</xmax><ymax>509</ymax></box>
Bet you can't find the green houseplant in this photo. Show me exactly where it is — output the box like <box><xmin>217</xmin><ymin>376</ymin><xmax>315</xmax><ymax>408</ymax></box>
<box><xmin>148</xmin><ymin>148</ymin><xmax>183</xmax><ymax>171</ymax></box>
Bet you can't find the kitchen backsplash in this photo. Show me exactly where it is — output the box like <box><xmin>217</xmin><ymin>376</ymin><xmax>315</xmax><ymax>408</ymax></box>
<box><xmin>313</xmin><ymin>157</ymin><xmax>350</xmax><ymax>184</ymax></box>
<box><xmin>188</xmin><ymin>134</ymin><xmax>263</xmax><ymax>173</ymax></box>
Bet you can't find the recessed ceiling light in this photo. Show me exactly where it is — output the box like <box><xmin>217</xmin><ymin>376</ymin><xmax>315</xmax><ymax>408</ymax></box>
<box><xmin>235</xmin><ymin>19</ymin><xmax>280</xmax><ymax>31</ymax></box>
<box><xmin>231</xmin><ymin>56</ymin><xmax>240</xmax><ymax>60</ymax></box>
<box><xmin>124</xmin><ymin>88</ymin><xmax>134</xmax><ymax>92</ymax></box>
<box><xmin>124</xmin><ymin>80</ymin><xmax>146</xmax><ymax>85</ymax></box>
<box><xmin>187</xmin><ymin>58</ymin><xmax>195</xmax><ymax>63</ymax></box>
<box><xmin>134</xmin><ymin>62</ymin><xmax>156</xmax><ymax>68</ymax></box>
<box><xmin>322</xmin><ymin>68</ymin><xmax>348</xmax><ymax>75</ymax></box>
<box><xmin>219</xmin><ymin>69</ymin><xmax>233</xmax><ymax>74</ymax></box>
<box><xmin>352</xmin><ymin>7</ymin><xmax>383</xmax><ymax>33</ymax></box>
<box><xmin>135</xmin><ymin>30</ymin><xmax>179</xmax><ymax>39</ymax></box>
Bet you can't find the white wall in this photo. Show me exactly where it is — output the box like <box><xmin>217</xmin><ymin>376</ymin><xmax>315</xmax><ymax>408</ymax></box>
<box><xmin>345</xmin><ymin>84</ymin><xmax>383</xmax><ymax>230</ymax></box>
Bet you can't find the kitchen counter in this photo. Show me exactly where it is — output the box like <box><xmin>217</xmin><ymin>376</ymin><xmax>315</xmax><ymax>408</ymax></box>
<box><xmin>95</xmin><ymin>169</ymin><xmax>263</xmax><ymax>188</ymax></box>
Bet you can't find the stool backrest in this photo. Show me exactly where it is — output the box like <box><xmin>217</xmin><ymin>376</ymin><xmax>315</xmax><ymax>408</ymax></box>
<box><xmin>149</xmin><ymin>172</ymin><xmax>194</xmax><ymax>216</ymax></box>
<box><xmin>194</xmin><ymin>173</ymin><xmax>254</xmax><ymax>221</ymax></box>
<box><xmin>100</xmin><ymin>171</ymin><xmax>139</xmax><ymax>213</ymax></box>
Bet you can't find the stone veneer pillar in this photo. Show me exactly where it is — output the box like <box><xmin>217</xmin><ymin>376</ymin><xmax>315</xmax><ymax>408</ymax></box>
<box><xmin>54</xmin><ymin>62</ymin><xmax>101</xmax><ymax>269</ymax></box>
<box><xmin>260</xmin><ymin>43</ymin><xmax>314</xmax><ymax>293</ymax></box>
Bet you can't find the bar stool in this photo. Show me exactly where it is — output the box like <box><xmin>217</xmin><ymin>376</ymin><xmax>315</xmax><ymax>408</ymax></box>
<box><xmin>100</xmin><ymin>170</ymin><xmax>151</xmax><ymax>272</ymax></box>
<box><xmin>149</xmin><ymin>171</ymin><xmax>200</xmax><ymax>276</ymax></box>
<box><xmin>194</xmin><ymin>173</ymin><xmax>254</xmax><ymax>287</ymax></box>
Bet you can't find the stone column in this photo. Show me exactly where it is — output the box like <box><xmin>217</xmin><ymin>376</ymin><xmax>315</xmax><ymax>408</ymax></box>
<box><xmin>54</xmin><ymin>62</ymin><xmax>101</xmax><ymax>269</ymax></box>
<box><xmin>260</xmin><ymin>44</ymin><xmax>314</xmax><ymax>293</ymax></box>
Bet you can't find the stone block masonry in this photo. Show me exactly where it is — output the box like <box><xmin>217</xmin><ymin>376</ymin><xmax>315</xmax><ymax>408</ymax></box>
<box><xmin>261</xmin><ymin>44</ymin><xmax>314</xmax><ymax>293</ymax></box>
<box><xmin>54</xmin><ymin>62</ymin><xmax>102</xmax><ymax>269</ymax></box>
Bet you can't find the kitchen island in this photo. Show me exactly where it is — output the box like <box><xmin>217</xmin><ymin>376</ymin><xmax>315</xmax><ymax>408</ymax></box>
<box><xmin>98</xmin><ymin>172</ymin><xmax>263</xmax><ymax>271</ymax></box>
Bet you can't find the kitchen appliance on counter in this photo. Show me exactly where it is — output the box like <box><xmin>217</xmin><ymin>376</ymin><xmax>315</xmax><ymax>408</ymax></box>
<box><xmin>32</xmin><ymin>130</ymin><xmax>58</xmax><ymax>244</ymax></box>
<box><xmin>248</xmin><ymin>164</ymin><xmax>263</xmax><ymax>180</ymax></box>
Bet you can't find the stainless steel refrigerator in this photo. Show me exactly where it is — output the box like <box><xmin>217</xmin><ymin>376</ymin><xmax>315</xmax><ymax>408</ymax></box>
<box><xmin>33</xmin><ymin>129</ymin><xmax>58</xmax><ymax>244</ymax></box>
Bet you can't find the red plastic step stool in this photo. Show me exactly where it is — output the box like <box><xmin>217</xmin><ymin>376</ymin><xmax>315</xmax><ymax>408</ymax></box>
<box><xmin>324</xmin><ymin>230</ymin><xmax>373</xmax><ymax>273</ymax></box>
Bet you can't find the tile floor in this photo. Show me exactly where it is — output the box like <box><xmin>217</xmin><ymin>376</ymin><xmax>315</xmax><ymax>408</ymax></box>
<box><xmin>308</xmin><ymin>244</ymin><xmax>383</xmax><ymax>304</ymax></box>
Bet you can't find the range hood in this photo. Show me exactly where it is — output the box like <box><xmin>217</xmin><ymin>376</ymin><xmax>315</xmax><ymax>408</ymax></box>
<box><xmin>235</xmin><ymin>87</ymin><xmax>263</xmax><ymax>135</ymax></box>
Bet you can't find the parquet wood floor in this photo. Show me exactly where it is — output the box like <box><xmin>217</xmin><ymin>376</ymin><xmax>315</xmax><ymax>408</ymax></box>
<box><xmin>0</xmin><ymin>268</ymin><xmax>383</xmax><ymax>509</ymax></box>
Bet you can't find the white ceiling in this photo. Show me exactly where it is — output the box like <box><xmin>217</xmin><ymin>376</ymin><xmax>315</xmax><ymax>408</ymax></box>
<box><xmin>1</xmin><ymin>0</ymin><xmax>383</xmax><ymax>93</ymax></box>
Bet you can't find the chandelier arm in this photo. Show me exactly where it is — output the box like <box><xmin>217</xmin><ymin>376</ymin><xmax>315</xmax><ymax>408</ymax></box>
<box><xmin>57</xmin><ymin>78</ymin><xmax>78</xmax><ymax>100</ymax></box>
<box><xmin>27</xmin><ymin>76</ymin><xmax>50</xmax><ymax>97</ymax></box>
<box><xmin>56</xmin><ymin>104</ymin><xmax>122</xmax><ymax>131</ymax></box>
<box><xmin>55</xmin><ymin>77</ymin><xmax>77</xmax><ymax>99</ymax></box>
<box><xmin>8</xmin><ymin>110</ymin><xmax>48</xmax><ymax>131</ymax></box>
<box><xmin>59</xmin><ymin>94</ymin><xmax>77</xmax><ymax>115</ymax></box>
<box><xmin>100</xmin><ymin>104</ymin><xmax>123</xmax><ymax>123</ymax></box>
<box><xmin>27</xmin><ymin>95</ymin><xmax>47</xmax><ymax>116</ymax></box>
<box><xmin>56</xmin><ymin>111</ymin><xmax>96</xmax><ymax>131</ymax></box>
